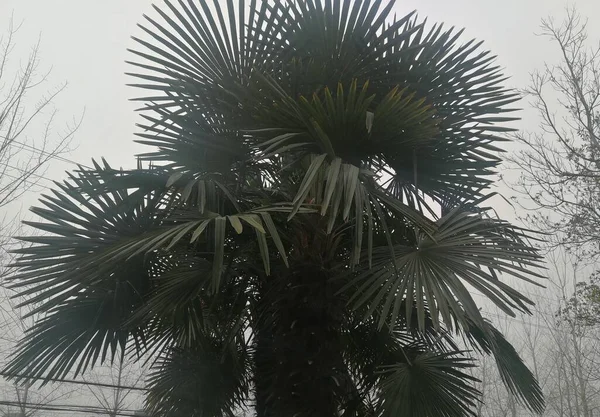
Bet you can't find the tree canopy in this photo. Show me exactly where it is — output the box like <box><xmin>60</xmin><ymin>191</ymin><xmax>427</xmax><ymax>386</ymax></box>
<box><xmin>4</xmin><ymin>1</ymin><xmax>545</xmax><ymax>416</ymax></box>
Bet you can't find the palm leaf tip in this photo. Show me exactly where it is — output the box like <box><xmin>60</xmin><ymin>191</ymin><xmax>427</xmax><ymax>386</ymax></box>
<box><xmin>465</xmin><ymin>320</ymin><xmax>545</xmax><ymax>413</ymax></box>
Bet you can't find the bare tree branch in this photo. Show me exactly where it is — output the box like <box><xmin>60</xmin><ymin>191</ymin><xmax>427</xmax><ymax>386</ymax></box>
<box><xmin>0</xmin><ymin>15</ymin><xmax>82</xmax><ymax>417</ymax></box>
<box><xmin>508</xmin><ymin>7</ymin><xmax>600</xmax><ymax>261</ymax></box>
<box><xmin>0</xmin><ymin>16</ymin><xmax>81</xmax><ymax>280</ymax></box>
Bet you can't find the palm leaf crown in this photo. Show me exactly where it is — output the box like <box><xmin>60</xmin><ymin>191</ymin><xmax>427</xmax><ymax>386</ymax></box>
<box><xmin>5</xmin><ymin>0</ymin><xmax>545</xmax><ymax>416</ymax></box>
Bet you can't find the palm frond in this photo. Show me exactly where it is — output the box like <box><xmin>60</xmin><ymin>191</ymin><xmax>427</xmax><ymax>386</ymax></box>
<box><xmin>345</xmin><ymin>206</ymin><xmax>544</xmax><ymax>332</ymax></box>
<box><xmin>4</xmin><ymin>259</ymin><xmax>147</xmax><ymax>382</ymax></box>
<box><xmin>145</xmin><ymin>337</ymin><xmax>250</xmax><ymax>417</ymax></box>
<box><xmin>378</xmin><ymin>349</ymin><xmax>480</xmax><ymax>417</ymax></box>
<box><xmin>463</xmin><ymin>319</ymin><xmax>545</xmax><ymax>413</ymax></box>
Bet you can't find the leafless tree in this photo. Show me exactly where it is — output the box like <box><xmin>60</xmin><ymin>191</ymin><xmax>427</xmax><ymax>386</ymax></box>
<box><xmin>504</xmin><ymin>10</ymin><xmax>600</xmax><ymax>412</ymax></box>
<box><xmin>0</xmin><ymin>14</ymin><xmax>82</xmax><ymax>417</ymax></box>
<box><xmin>509</xmin><ymin>8</ymin><xmax>600</xmax><ymax>261</ymax></box>
<box><xmin>468</xmin><ymin>246</ymin><xmax>600</xmax><ymax>417</ymax></box>
<box><xmin>0</xmin><ymin>15</ymin><xmax>80</xmax><ymax>277</ymax></box>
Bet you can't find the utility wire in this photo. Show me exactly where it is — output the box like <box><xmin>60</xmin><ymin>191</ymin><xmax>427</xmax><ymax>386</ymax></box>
<box><xmin>0</xmin><ymin>162</ymin><xmax>57</xmax><ymax>184</ymax></box>
<box><xmin>0</xmin><ymin>371</ymin><xmax>146</xmax><ymax>391</ymax></box>
<box><xmin>9</xmin><ymin>139</ymin><xmax>90</xmax><ymax>169</ymax></box>
<box><xmin>0</xmin><ymin>398</ymin><xmax>144</xmax><ymax>416</ymax></box>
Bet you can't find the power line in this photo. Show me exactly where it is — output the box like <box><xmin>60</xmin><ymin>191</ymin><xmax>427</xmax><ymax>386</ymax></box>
<box><xmin>0</xmin><ymin>168</ymin><xmax>53</xmax><ymax>190</ymax></box>
<box><xmin>9</xmin><ymin>139</ymin><xmax>90</xmax><ymax>169</ymax></box>
<box><xmin>0</xmin><ymin>162</ymin><xmax>56</xmax><ymax>185</ymax></box>
<box><xmin>0</xmin><ymin>371</ymin><xmax>146</xmax><ymax>392</ymax></box>
<box><xmin>0</xmin><ymin>398</ymin><xmax>144</xmax><ymax>416</ymax></box>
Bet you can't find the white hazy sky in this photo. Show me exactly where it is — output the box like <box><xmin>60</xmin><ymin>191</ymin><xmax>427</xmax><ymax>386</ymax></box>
<box><xmin>0</xmin><ymin>0</ymin><xmax>598</xmax><ymax>216</ymax></box>
<box><xmin>0</xmin><ymin>1</ymin><xmax>598</xmax><ymax>415</ymax></box>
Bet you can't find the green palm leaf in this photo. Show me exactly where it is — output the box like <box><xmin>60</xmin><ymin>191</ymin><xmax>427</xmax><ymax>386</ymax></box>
<box><xmin>463</xmin><ymin>319</ymin><xmax>544</xmax><ymax>413</ymax></box>
<box><xmin>379</xmin><ymin>349</ymin><xmax>480</xmax><ymax>417</ymax></box>
<box><xmin>346</xmin><ymin>206</ymin><xmax>544</xmax><ymax>332</ymax></box>
<box><xmin>145</xmin><ymin>338</ymin><xmax>250</xmax><ymax>417</ymax></box>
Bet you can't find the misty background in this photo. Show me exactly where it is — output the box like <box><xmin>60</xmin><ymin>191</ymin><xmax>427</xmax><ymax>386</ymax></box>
<box><xmin>0</xmin><ymin>0</ymin><xmax>599</xmax><ymax>416</ymax></box>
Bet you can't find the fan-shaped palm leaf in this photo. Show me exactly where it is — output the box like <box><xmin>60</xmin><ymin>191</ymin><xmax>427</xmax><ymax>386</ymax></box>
<box><xmin>378</xmin><ymin>349</ymin><xmax>480</xmax><ymax>417</ymax></box>
<box><xmin>145</xmin><ymin>338</ymin><xmax>250</xmax><ymax>417</ymax></box>
<box><xmin>345</xmin><ymin>206</ymin><xmax>543</xmax><ymax>332</ymax></box>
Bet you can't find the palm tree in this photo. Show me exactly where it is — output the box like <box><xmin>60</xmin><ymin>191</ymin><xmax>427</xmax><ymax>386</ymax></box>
<box><xmin>4</xmin><ymin>0</ymin><xmax>545</xmax><ymax>416</ymax></box>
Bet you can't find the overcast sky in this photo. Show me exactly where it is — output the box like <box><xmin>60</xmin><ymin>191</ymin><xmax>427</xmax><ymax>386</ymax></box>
<box><xmin>0</xmin><ymin>0</ymin><xmax>598</xmax><ymax>414</ymax></box>
<box><xmin>1</xmin><ymin>0</ymin><xmax>598</xmax><ymax>321</ymax></box>
<box><xmin>0</xmin><ymin>0</ymin><xmax>597</xmax><ymax>215</ymax></box>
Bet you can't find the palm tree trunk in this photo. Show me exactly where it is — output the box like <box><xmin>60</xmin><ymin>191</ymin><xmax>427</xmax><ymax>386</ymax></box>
<box><xmin>254</xmin><ymin>263</ymin><xmax>345</xmax><ymax>417</ymax></box>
